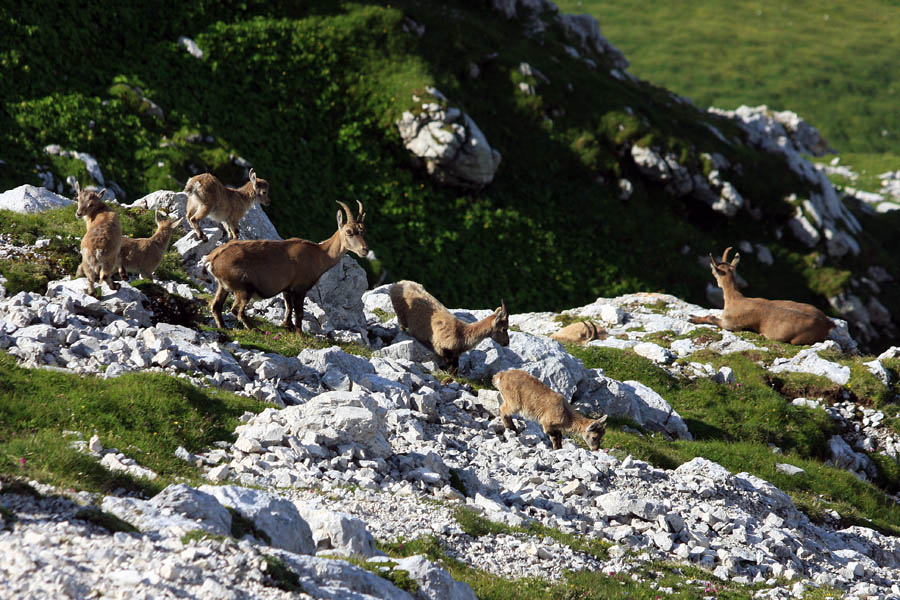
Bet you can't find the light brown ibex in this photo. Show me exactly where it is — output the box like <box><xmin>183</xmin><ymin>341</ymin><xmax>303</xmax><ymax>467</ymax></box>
<box><xmin>74</xmin><ymin>184</ymin><xmax>122</xmax><ymax>296</ymax></box>
<box><xmin>206</xmin><ymin>200</ymin><xmax>367</xmax><ymax>331</ymax></box>
<box><xmin>689</xmin><ymin>247</ymin><xmax>835</xmax><ymax>344</ymax></box>
<box><xmin>118</xmin><ymin>211</ymin><xmax>184</xmax><ymax>280</ymax></box>
<box><xmin>492</xmin><ymin>369</ymin><xmax>608</xmax><ymax>451</ymax></box>
<box><xmin>183</xmin><ymin>168</ymin><xmax>270</xmax><ymax>242</ymax></box>
<box><xmin>389</xmin><ymin>280</ymin><xmax>509</xmax><ymax>374</ymax></box>
<box><xmin>550</xmin><ymin>320</ymin><xmax>607</xmax><ymax>345</ymax></box>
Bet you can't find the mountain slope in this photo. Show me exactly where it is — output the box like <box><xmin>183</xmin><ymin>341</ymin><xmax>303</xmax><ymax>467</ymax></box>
<box><xmin>1</xmin><ymin>0</ymin><xmax>898</xmax><ymax>352</ymax></box>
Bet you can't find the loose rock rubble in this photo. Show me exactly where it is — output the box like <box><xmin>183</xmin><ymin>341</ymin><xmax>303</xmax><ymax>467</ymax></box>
<box><xmin>3</xmin><ymin>260</ymin><xmax>900</xmax><ymax>598</ymax></box>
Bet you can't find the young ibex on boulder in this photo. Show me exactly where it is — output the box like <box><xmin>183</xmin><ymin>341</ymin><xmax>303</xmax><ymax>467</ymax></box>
<box><xmin>550</xmin><ymin>320</ymin><xmax>607</xmax><ymax>344</ymax></box>
<box><xmin>75</xmin><ymin>183</ymin><xmax>122</xmax><ymax>296</ymax></box>
<box><xmin>118</xmin><ymin>211</ymin><xmax>184</xmax><ymax>280</ymax></box>
<box><xmin>206</xmin><ymin>200</ymin><xmax>367</xmax><ymax>331</ymax></box>
<box><xmin>390</xmin><ymin>280</ymin><xmax>509</xmax><ymax>374</ymax></box>
<box><xmin>689</xmin><ymin>247</ymin><xmax>835</xmax><ymax>344</ymax></box>
<box><xmin>492</xmin><ymin>369</ymin><xmax>608</xmax><ymax>451</ymax></box>
<box><xmin>183</xmin><ymin>168</ymin><xmax>270</xmax><ymax>242</ymax></box>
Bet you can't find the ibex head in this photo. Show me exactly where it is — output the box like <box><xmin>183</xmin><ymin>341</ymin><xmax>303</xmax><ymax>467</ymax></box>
<box><xmin>248</xmin><ymin>168</ymin><xmax>271</xmax><ymax>206</ymax></box>
<box><xmin>584</xmin><ymin>415</ymin><xmax>609</xmax><ymax>451</ymax></box>
<box><xmin>490</xmin><ymin>299</ymin><xmax>510</xmax><ymax>346</ymax></box>
<box><xmin>708</xmin><ymin>247</ymin><xmax>740</xmax><ymax>288</ymax></box>
<box><xmin>154</xmin><ymin>209</ymin><xmax>184</xmax><ymax>231</ymax></box>
<box><xmin>336</xmin><ymin>199</ymin><xmax>368</xmax><ymax>258</ymax></box>
<box><xmin>75</xmin><ymin>184</ymin><xmax>108</xmax><ymax>219</ymax></box>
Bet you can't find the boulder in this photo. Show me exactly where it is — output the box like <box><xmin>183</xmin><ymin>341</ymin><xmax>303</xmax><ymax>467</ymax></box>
<box><xmin>0</xmin><ymin>184</ymin><xmax>73</xmax><ymax>213</ymax></box>
<box><xmin>396</xmin><ymin>88</ymin><xmax>501</xmax><ymax>189</ymax></box>
<box><xmin>148</xmin><ymin>484</ymin><xmax>232</xmax><ymax>536</ymax></box>
<box><xmin>198</xmin><ymin>485</ymin><xmax>315</xmax><ymax>555</ymax></box>
<box><xmin>295</xmin><ymin>506</ymin><xmax>378</xmax><ymax>557</ymax></box>
<box><xmin>394</xmin><ymin>555</ymin><xmax>478</xmax><ymax>600</ymax></box>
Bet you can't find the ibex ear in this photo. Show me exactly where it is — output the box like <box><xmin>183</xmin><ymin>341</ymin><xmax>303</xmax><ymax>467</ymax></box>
<box><xmin>336</xmin><ymin>210</ymin><xmax>344</xmax><ymax>228</ymax></box>
<box><xmin>500</xmin><ymin>299</ymin><xmax>508</xmax><ymax>318</ymax></box>
<box><xmin>731</xmin><ymin>253</ymin><xmax>741</xmax><ymax>268</ymax></box>
<box><xmin>249</xmin><ymin>168</ymin><xmax>257</xmax><ymax>185</ymax></box>
<box><xmin>74</xmin><ymin>181</ymin><xmax>82</xmax><ymax>195</ymax></box>
<box><xmin>154</xmin><ymin>209</ymin><xmax>162</xmax><ymax>224</ymax></box>
<box><xmin>99</xmin><ymin>188</ymin><xmax>108</xmax><ymax>199</ymax></box>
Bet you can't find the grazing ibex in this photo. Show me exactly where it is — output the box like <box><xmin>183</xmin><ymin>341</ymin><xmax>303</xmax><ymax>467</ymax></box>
<box><xmin>183</xmin><ymin>168</ymin><xmax>270</xmax><ymax>242</ymax></box>
<box><xmin>206</xmin><ymin>200</ymin><xmax>367</xmax><ymax>331</ymax></box>
<box><xmin>389</xmin><ymin>280</ymin><xmax>509</xmax><ymax>374</ymax></box>
<box><xmin>492</xmin><ymin>369</ymin><xmax>608</xmax><ymax>451</ymax></box>
<box><xmin>75</xmin><ymin>184</ymin><xmax>122</xmax><ymax>296</ymax></box>
<box><xmin>689</xmin><ymin>247</ymin><xmax>835</xmax><ymax>344</ymax></box>
<box><xmin>550</xmin><ymin>320</ymin><xmax>607</xmax><ymax>344</ymax></box>
<box><xmin>118</xmin><ymin>211</ymin><xmax>184</xmax><ymax>280</ymax></box>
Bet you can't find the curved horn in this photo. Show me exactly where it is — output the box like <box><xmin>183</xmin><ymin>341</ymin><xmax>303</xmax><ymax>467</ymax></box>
<box><xmin>721</xmin><ymin>247</ymin><xmax>733</xmax><ymax>263</ymax></box>
<box><xmin>501</xmin><ymin>299</ymin><xmax>508</xmax><ymax>317</ymax></box>
<box><xmin>336</xmin><ymin>200</ymin><xmax>354</xmax><ymax>224</ymax></box>
<box><xmin>356</xmin><ymin>199</ymin><xmax>365</xmax><ymax>223</ymax></box>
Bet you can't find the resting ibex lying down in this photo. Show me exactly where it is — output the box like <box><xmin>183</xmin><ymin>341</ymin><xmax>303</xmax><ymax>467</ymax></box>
<box><xmin>550</xmin><ymin>320</ymin><xmax>607</xmax><ymax>344</ymax></box>
<box><xmin>75</xmin><ymin>184</ymin><xmax>122</xmax><ymax>296</ymax></box>
<box><xmin>689</xmin><ymin>247</ymin><xmax>834</xmax><ymax>344</ymax></box>
<box><xmin>493</xmin><ymin>369</ymin><xmax>608</xmax><ymax>451</ymax></box>
<box><xmin>118</xmin><ymin>211</ymin><xmax>184</xmax><ymax>280</ymax></box>
<box><xmin>206</xmin><ymin>200</ymin><xmax>367</xmax><ymax>331</ymax></box>
<box><xmin>389</xmin><ymin>280</ymin><xmax>509</xmax><ymax>374</ymax></box>
<box><xmin>183</xmin><ymin>168</ymin><xmax>270</xmax><ymax>242</ymax></box>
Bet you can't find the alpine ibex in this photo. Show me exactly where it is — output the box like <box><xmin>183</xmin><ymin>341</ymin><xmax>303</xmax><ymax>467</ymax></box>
<box><xmin>206</xmin><ymin>200</ymin><xmax>367</xmax><ymax>331</ymax></box>
<box><xmin>689</xmin><ymin>247</ymin><xmax>835</xmax><ymax>344</ymax></box>
<box><xmin>183</xmin><ymin>168</ymin><xmax>270</xmax><ymax>242</ymax></box>
<box><xmin>118</xmin><ymin>211</ymin><xmax>184</xmax><ymax>280</ymax></box>
<box><xmin>390</xmin><ymin>280</ymin><xmax>509</xmax><ymax>374</ymax></box>
<box><xmin>550</xmin><ymin>320</ymin><xmax>607</xmax><ymax>344</ymax></box>
<box><xmin>492</xmin><ymin>369</ymin><xmax>608</xmax><ymax>451</ymax></box>
<box><xmin>75</xmin><ymin>184</ymin><xmax>122</xmax><ymax>296</ymax></box>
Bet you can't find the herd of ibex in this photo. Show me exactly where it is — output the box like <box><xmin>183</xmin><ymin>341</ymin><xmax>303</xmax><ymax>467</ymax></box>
<box><xmin>72</xmin><ymin>171</ymin><xmax>836</xmax><ymax>453</ymax></box>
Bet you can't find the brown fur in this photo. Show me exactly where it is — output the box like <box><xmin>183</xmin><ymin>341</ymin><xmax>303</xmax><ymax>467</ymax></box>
<box><xmin>689</xmin><ymin>247</ymin><xmax>835</xmax><ymax>344</ymax></box>
<box><xmin>389</xmin><ymin>280</ymin><xmax>509</xmax><ymax>374</ymax></box>
<box><xmin>183</xmin><ymin>168</ymin><xmax>270</xmax><ymax>242</ymax></box>
<box><xmin>549</xmin><ymin>320</ymin><xmax>607</xmax><ymax>344</ymax></box>
<box><xmin>118</xmin><ymin>211</ymin><xmax>184</xmax><ymax>280</ymax></box>
<box><xmin>207</xmin><ymin>201</ymin><xmax>367</xmax><ymax>331</ymax></box>
<box><xmin>492</xmin><ymin>369</ymin><xmax>608</xmax><ymax>451</ymax></box>
<box><xmin>75</xmin><ymin>185</ymin><xmax>122</xmax><ymax>296</ymax></box>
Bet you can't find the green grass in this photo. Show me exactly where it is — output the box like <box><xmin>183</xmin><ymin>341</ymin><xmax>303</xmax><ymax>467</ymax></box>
<box><xmin>73</xmin><ymin>506</ymin><xmax>139</xmax><ymax>534</ymax></box>
<box><xmin>213</xmin><ymin>325</ymin><xmax>373</xmax><ymax>358</ymax></box>
<box><xmin>556</xmin><ymin>0</ymin><xmax>900</xmax><ymax>155</ymax></box>
<box><xmin>0</xmin><ymin>351</ymin><xmax>265</xmax><ymax>496</ymax></box>
<box><xmin>379</xmin><ymin>535</ymin><xmax>759</xmax><ymax>600</ymax></box>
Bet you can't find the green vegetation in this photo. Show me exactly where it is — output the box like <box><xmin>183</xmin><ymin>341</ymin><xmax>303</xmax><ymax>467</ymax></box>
<box><xmin>260</xmin><ymin>554</ymin><xmax>303</xmax><ymax>593</ymax></box>
<box><xmin>180</xmin><ymin>529</ymin><xmax>229</xmax><ymax>545</ymax></box>
<box><xmin>73</xmin><ymin>506</ymin><xmax>139</xmax><ymax>534</ymax></box>
<box><xmin>0</xmin><ymin>351</ymin><xmax>265</xmax><ymax>496</ymax></box>
<box><xmin>379</xmin><ymin>534</ymin><xmax>758</xmax><ymax>599</ymax></box>
<box><xmin>557</xmin><ymin>0</ymin><xmax>900</xmax><ymax>155</ymax></box>
<box><xmin>215</xmin><ymin>324</ymin><xmax>373</xmax><ymax>358</ymax></box>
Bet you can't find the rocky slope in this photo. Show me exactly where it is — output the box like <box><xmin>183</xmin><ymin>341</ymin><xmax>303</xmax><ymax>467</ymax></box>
<box><xmin>2</xmin><ymin>188</ymin><xmax>900</xmax><ymax>599</ymax></box>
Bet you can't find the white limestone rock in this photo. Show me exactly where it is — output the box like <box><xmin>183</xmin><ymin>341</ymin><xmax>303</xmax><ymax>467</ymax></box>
<box><xmin>0</xmin><ymin>184</ymin><xmax>73</xmax><ymax>213</ymax></box>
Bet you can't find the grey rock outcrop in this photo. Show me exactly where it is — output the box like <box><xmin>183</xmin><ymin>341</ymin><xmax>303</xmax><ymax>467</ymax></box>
<box><xmin>396</xmin><ymin>88</ymin><xmax>501</xmax><ymax>189</ymax></box>
<box><xmin>0</xmin><ymin>184</ymin><xmax>73</xmax><ymax>213</ymax></box>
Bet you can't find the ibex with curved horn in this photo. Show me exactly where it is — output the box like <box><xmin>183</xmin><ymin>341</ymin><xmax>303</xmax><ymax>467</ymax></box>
<box><xmin>206</xmin><ymin>200</ymin><xmax>368</xmax><ymax>331</ymax></box>
<box><xmin>689</xmin><ymin>247</ymin><xmax>834</xmax><ymax>344</ymax></box>
<box><xmin>184</xmin><ymin>168</ymin><xmax>270</xmax><ymax>242</ymax></box>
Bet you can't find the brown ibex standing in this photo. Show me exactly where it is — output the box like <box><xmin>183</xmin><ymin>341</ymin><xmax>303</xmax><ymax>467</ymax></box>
<box><xmin>389</xmin><ymin>280</ymin><xmax>509</xmax><ymax>374</ymax></box>
<box><xmin>689</xmin><ymin>247</ymin><xmax>835</xmax><ymax>344</ymax></box>
<box><xmin>493</xmin><ymin>369</ymin><xmax>608</xmax><ymax>451</ymax></box>
<box><xmin>118</xmin><ymin>211</ymin><xmax>184</xmax><ymax>280</ymax></box>
<box><xmin>183</xmin><ymin>168</ymin><xmax>270</xmax><ymax>242</ymax></box>
<box><xmin>75</xmin><ymin>184</ymin><xmax>122</xmax><ymax>296</ymax></box>
<box><xmin>206</xmin><ymin>200</ymin><xmax>367</xmax><ymax>331</ymax></box>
